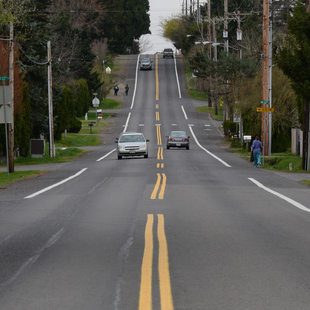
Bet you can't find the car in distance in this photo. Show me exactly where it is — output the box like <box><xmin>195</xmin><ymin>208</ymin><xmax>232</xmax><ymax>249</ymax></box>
<box><xmin>140</xmin><ymin>58</ymin><xmax>152</xmax><ymax>70</ymax></box>
<box><xmin>166</xmin><ymin>131</ymin><xmax>190</xmax><ymax>149</ymax></box>
<box><xmin>116</xmin><ymin>132</ymin><xmax>149</xmax><ymax>159</ymax></box>
<box><xmin>163</xmin><ymin>48</ymin><xmax>174</xmax><ymax>59</ymax></box>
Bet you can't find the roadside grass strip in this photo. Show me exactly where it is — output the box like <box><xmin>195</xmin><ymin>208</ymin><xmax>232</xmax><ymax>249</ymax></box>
<box><xmin>248</xmin><ymin>178</ymin><xmax>310</xmax><ymax>213</ymax></box>
<box><xmin>96</xmin><ymin>149</ymin><xmax>116</xmax><ymax>162</ymax></box>
<box><xmin>188</xmin><ymin>126</ymin><xmax>231</xmax><ymax>168</ymax></box>
<box><xmin>25</xmin><ymin>168</ymin><xmax>88</xmax><ymax>199</ymax></box>
<box><xmin>130</xmin><ymin>54</ymin><xmax>140</xmax><ymax>110</ymax></box>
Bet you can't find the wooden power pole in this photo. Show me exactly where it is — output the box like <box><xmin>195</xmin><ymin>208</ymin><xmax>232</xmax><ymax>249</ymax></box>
<box><xmin>8</xmin><ymin>21</ymin><xmax>14</xmax><ymax>173</ymax></box>
<box><xmin>47</xmin><ymin>41</ymin><xmax>55</xmax><ymax>158</ymax></box>
<box><xmin>261</xmin><ymin>0</ymin><xmax>270</xmax><ymax>156</ymax></box>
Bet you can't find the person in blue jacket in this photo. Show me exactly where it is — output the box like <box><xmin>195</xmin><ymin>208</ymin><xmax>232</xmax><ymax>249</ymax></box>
<box><xmin>251</xmin><ymin>136</ymin><xmax>263</xmax><ymax>167</ymax></box>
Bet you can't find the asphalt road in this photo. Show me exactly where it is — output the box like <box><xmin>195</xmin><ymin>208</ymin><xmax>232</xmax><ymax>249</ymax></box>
<box><xmin>0</xmin><ymin>54</ymin><xmax>309</xmax><ymax>310</ymax></box>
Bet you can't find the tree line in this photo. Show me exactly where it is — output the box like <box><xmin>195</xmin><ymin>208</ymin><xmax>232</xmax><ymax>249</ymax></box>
<box><xmin>0</xmin><ymin>0</ymin><xmax>150</xmax><ymax>157</ymax></box>
<box><xmin>163</xmin><ymin>0</ymin><xmax>309</xmax><ymax>166</ymax></box>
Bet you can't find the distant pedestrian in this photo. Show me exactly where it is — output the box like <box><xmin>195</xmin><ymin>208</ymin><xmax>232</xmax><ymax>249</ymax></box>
<box><xmin>114</xmin><ymin>84</ymin><xmax>119</xmax><ymax>96</ymax></box>
<box><xmin>251</xmin><ymin>136</ymin><xmax>263</xmax><ymax>168</ymax></box>
<box><xmin>125</xmin><ymin>84</ymin><xmax>129</xmax><ymax>96</ymax></box>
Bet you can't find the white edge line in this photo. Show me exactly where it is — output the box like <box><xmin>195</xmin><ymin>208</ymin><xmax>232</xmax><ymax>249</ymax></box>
<box><xmin>181</xmin><ymin>105</ymin><xmax>188</xmax><ymax>120</ymax></box>
<box><xmin>130</xmin><ymin>54</ymin><xmax>140</xmax><ymax>110</ymax></box>
<box><xmin>248</xmin><ymin>178</ymin><xmax>310</xmax><ymax>213</ymax></box>
<box><xmin>174</xmin><ymin>55</ymin><xmax>182</xmax><ymax>99</ymax></box>
<box><xmin>123</xmin><ymin>112</ymin><xmax>131</xmax><ymax>133</ymax></box>
<box><xmin>189</xmin><ymin>126</ymin><xmax>231</xmax><ymax>168</ymax></box>
<box><xmin>24</xmin><ymin>168</ymin><xmax>88</xmax><ymax>199</ymax></box>
<box><xmin>96</xmin><ymin>148</ymin><xmax>116</xmax><ymax>162</ymax></box>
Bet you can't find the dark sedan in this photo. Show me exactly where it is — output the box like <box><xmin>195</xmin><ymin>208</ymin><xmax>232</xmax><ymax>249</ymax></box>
<box><xmin>140</xmin><ymin>58</ymin><xmax>152</xmax><ymax>70</ymax></box>
<box><xmin>166</xmin><ymin>131</ymin><xmax>190</xmax><ymax>149</ymax></box>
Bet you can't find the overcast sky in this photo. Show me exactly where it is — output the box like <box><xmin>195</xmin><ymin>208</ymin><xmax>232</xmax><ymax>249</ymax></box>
<box><xmin>139</xmin><ymin>0</ymin><xmax>182</xmax><ymax>54</ymax></box>
<box><xmin>149</xmin><ymin>0</ymin><xmax>183</xmax><ymax>35</ymax></box>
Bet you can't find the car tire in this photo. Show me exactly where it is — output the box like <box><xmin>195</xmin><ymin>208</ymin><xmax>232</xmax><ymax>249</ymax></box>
<box><xmin>167</xmin><ymin>145</ymin><xmax>170</xmax><ymax>149</ymax></box>
<box><xmin>186</xmin><ymin>146</ymin><xmax>189</xmax><ymax>150</ymax></box>
<box><xmin>118</xmin><ymin>155</ymin><xmax>122</xmax><ymax>160</ymax></box>
<box><xmin>144</xmin><ymin>154</ymin><xmax>148</xmax><ymax>158</ymax></box>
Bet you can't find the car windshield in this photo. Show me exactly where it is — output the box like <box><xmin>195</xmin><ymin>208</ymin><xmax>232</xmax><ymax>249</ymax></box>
<box><xmin>164</xmin><ymin>49</ymin><xmax>173</xmax><ymax>52</ymax></box>
<box><xmin>141</xmin><ymin>59</ymin><xmax>150</xmax><ymax>64</ymax></box>
<box><xmin>170</xmin><ymin>131</ymin><xmax>186</xmax><ymax>137</ymax></box>
<box><xmin>119</xmin><ymin>134</ymin><xmax>145</xmax><ymax>142</ymax></box>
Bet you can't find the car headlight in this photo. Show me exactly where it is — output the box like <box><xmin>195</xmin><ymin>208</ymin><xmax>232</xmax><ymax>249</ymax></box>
<box><xmin>118</xmin><ymin>145</ymin><xmax>125</xmax><ymax>151</ymax></box>
<box><xmin>140</xmin><ymin>144</ymin><xmax>147</xmax><ymax>150</ymax></box>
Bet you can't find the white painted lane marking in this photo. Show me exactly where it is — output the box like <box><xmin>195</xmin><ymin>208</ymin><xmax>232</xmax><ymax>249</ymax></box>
<box><xmin>174</xmin><ymin>55</ymin><xmax>182</xmax><ymax>99</ymax></box>
<box><xmin>248</xmin><ymin>178</ymin><xmax>310</xmax><ymax>213</ymax></box>
<box><xmin>204</xmin><ymin>124</ymin><xmax>211</xmax><ymax>127</ymax></box>
<box><xmin>171</xmin><ymin>124</ymin><xmax>177</xmax><ymax>126</ymax></box>
<box><xmin>130</xmin><ymin>54</ymin><xmax>140</xmax><ymax>110</ymax></box>
<box><xmin>123</xmin><ymin>112</ymin><xmax>131</xmax><ymax>133</ymax></box>
<box><xmin>181</xmin><ymin>105</ymin><xmax>188</xmax><ymax>120</ymax></box>
<box><xmin>96</xmin><ymin>149</ymin><xmax>116</xmax><ymax>162</ymax></box>
<box><xmin>25</xmin><ymin>168</ymin><xmax>88</xmax><ymax>199</ymax></box>
<box><xmin>189</xmin><ymin>126</ymin><xmax>231</xmax><ymax>168</ymax></box>
<box><xmin>139</xmin><ymin>124</ymin><xmax>144</xmax><ymax>127</ymax></box>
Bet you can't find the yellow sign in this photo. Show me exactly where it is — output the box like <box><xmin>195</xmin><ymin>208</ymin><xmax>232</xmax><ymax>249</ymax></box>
<box><xmin>257</xmin><ymin>107</ymin><xmax>274</xmax><ymax>112</ymax></box>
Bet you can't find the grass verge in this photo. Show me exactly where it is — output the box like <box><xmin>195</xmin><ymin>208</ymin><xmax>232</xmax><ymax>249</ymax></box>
<box><xmin>301</xmin><ymin>180</ymin><xmax>310</xmax><ymax>187</ymax></box>
<box><xmin>12</xmin><ymin>148</ymin><xmax>86</xmax><ymax>166</ymax></box>
<box><xmin>229</xmin><ymin>143</ymin><xmax>307</xmax><ymax>172</ymax></box>
<box><xmin>196</xmin><ymin>106</ymin><xmax>223</xmax><ymax>121</ymax></box>
<box><xmin>56</xmin><ymin>133</ymin><xmax>101</xmax><ymax>147</ymax></box>
<box><xmin>0</xmin><ymin>170</ymin><xmax>44</xmax><ymax>187</ymax></box>
<box><xmin>189</xmin><ymin>88</ymin><xmax>208</xmax><ymax>101</ymax></box>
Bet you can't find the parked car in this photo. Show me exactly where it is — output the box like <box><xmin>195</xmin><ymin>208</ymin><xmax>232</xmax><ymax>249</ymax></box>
<box><xmin>116</xmin><ymin>132</ymin><xmax>149</xmax><ymax>159</ymax></box>
<box><xmin>166</xmin><ymin>131</ymin><xmax>190</xmax><ymax>149</ymax></box>
<box><xmin>140</xmin><ymin>58</ymin><xmax>152</xmax><ymax>70</ymax></box>
<box><xmin>163</xmin><ymin>48</ymin><xmax>174</xmax><ymax>59</ymax></box>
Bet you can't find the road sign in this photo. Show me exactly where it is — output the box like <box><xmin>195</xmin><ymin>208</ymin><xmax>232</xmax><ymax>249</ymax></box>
<box><xmin>0</xmin><ymin>85</ymin><xmax>13</xmax><ymax>124</ymax></box>
<box><xmin>92</xmin><ymin>97</ymin><xmax>100</xmax><ymax>107</ymax></box>
<box><xmin>0</xmin><ymin>76</ymin><xmax>9</xmax><ymax>81</ymax></box>
<box><xmin>260</xmin><ymin>100</ymin><xmax>270</xmax><ymax>105</ymax></box>
<box><xmin>257</xmin><ymin>107</ymin><xmax>274</xmax><ymax>112</ymax></box>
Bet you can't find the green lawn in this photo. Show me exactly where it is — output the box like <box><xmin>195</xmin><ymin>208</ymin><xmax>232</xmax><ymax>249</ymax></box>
<box><xmin>0</xmin><ymin>170</ymin><xmax>44</xmax><ymax>187</ymax></box>
<box><xmin>301</xmin><ymin>180</ymin><xmax>310</xmax><ymax>187</ymax></box>
<box><xmin>13</xmin><ymin>148</ymin><xmax>86</xmax><ymax>166</ymax></box>
<box><xmin>89</xmin><ymin>98</ymin><xmax>121</xmax><ymax>110</ymax></box>
<box><xmin>196</xmin><ymin>106</ymin><xmax>223</xmax><ymax>121</ymax></box>
<box><xmin>56</xmin><ymin>133</ymin><xmax>101</xmax><ymax>147</ymax></box>
<box><xmin>79</xmin><ymin>128</ymin><xmax>101</xmax><ymax>134</ymax></box>
<box><xmin>189</xmin><ymin>88</ymin><xmax>209</xmax><ymax>101</ymax></box>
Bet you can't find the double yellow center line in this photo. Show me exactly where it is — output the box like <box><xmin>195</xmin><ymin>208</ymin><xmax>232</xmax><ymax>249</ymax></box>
<box><xmin>157</xmin><ymin>147</ymin><xmax>163</xmax><ymax>160</ymax></box>
<box><xmin>156</xmin><ymin>125</ymin><xmax>162</xmax><ymax>145</ymax></box>
<box><xmin>139</xmin><ymin>214</ymin><xmax>174</xmax><ymax>310</ymax></box>
<box><xmin>150</xmin><ymin>173</ymin><xmax>167</xmax><ymax>200</ymax></box>
<box><xmin>155</xmin><ymin>53</ymin><xmax>159</xmax><ymax>101</ymax></box>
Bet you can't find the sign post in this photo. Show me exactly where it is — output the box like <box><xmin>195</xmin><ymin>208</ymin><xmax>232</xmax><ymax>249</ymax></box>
<box><xmin>0</xmin><ymin>76</ymin><xmax>10</xmax><ymax>175</ymax></box>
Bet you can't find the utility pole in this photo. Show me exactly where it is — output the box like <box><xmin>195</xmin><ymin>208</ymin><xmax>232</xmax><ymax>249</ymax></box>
<box><xmin>47</xmin><ymin>41</ymin><xmax>55</xmax><ymax>158</ymax></box>
<box><xmin>306</xmin><ymin>0</ymin><xmax>310</xmax><ymax>169</ymax></box>
<box><xmin>8</xmin><ymin>21</ymin><xmax>14</xmax><ymax>173</ymax></box>
<box><xmin>261</xmin><ymin>0</ymin><xmax>270</xmax><ymax>157</ymax></box>
<box><xmin>185</xmin><ymin>0</ymin><xmax>188</xmax><ymax>16</ymax></box>
<box><xmin>207</xmin><ymin>0</ymin><xmax>212</xmax><ymax>108</ymax></box>
<box><xmin>213</xmin><ymin>21</ymin><xmax>219</xmax><ymax>115</ymax></box>
<box><xmin>268</xmin><ymin>1</ymin><xmax>273</xmax><ymax>156</ymax></box>
<box><xmin>224</xmin><ymin>0</ymin><xmax>229</xmax><ymax>53</ymax></box>
<box><xmin>237</xmin><ymin>11</ymin><xmax>242</xmax><ymax>59</ymax></box>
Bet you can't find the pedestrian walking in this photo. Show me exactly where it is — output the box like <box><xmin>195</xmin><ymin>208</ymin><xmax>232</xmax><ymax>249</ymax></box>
<box><xmin>114</xmin><ymin>84</ymin><xmax>119</xmax><ymax>96</ymax></box>
<box><xmin>125</xmin><ymin>84</ymin><xmax>129</xmax><ymax>96</ymax></box>
<box><xmin>251</xmin><ymin>136</ymin><xmax>263</xmax><ymax>168</ymax></box>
